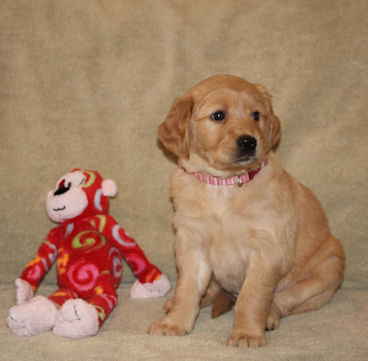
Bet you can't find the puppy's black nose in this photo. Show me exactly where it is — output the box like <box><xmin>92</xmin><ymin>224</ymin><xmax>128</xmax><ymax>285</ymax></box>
<box><xmin>237</xmin><ymin>135</ymin><xmax>257</xmax><ymax>156</ymax></box>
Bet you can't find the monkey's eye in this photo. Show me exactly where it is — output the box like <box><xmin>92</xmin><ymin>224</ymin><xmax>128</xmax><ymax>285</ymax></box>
<box><xmin>211</xmin><ymin>111</ymin><xmax>226</xmax><ymax>122</ymax></box>
<box><xmin>58</xmin><ymin>179</ymin><xmax>66</xmax><ymax>189</ymax></box>
<box><xmin>54</xmin><ymin>179</ymin><xmax>71</xmax><ymax>196</ymax></box>
<box><xmin>252</xmin><ymin>111</ymin><xmax>260</xmax><ymax>121</ymax></box>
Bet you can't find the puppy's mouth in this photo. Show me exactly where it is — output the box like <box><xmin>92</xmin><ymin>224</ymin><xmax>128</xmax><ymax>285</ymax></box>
<box><xmin>234</xmin><ymin>155</ymin><xmax>255</xmax><ymax>165</ymax></box>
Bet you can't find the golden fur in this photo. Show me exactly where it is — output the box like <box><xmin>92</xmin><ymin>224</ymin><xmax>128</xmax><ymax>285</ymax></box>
<box><xmin>149</xmin><ymin>75</ymin><xmax>345</xmax><ymax>347</ymax></box>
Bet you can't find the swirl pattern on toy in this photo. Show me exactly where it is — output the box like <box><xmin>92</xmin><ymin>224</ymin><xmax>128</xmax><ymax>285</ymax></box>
<box><xmin>67</xmin><ymin>260</ymin><xmax>100</xmax><ymax>292</ymax></box>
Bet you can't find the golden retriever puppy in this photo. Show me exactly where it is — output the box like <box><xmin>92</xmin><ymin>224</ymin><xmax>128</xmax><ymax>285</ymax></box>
<box><xmin>149</xmin><ymin>74</ymin><xmax>345</xmax><ymax>347</ymax></box>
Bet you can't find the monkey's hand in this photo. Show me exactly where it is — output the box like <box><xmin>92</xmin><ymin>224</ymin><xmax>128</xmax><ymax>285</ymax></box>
<box><xmin>14</xmin><ymin>278</ymin><xmax>34</xmax><ymax>305</ymax></box>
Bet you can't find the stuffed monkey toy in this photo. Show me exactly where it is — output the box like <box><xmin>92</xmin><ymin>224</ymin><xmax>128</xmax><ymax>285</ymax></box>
<box><xmin>6</xmin><ymin>169</ymin><xmax>170</xmax><ymax>338</ymax></box>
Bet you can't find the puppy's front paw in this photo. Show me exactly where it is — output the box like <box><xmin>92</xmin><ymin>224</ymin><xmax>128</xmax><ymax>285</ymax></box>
<box><xmin>164</xmin><ymin>297</ymin><xmax>174</xmax><ymax>313</ymax></box>
<box><xmin>227</xmin><ymin>331</ymin><xmax>267</xmax><ymax>348</ymax></box>
<box><xmin>148</xmin><ymin>317</ymin><xmax>188</xmax><ymax>336</ymax></box>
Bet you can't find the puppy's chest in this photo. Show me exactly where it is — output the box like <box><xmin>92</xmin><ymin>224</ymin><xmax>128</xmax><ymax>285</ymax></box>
<box><xmin>200</xmin><ymin>187</ymin><xmax>255</xmax><ymax>293</ymax></box>
<box><xmin>208</xmin><ymin>238</ymin><xmax>247</xmax><ymax>294</ymax></box>
<box><xmin>201</xmin><ymin>186</ymin><xmax>244</xmax><ymax>216</ymax></box>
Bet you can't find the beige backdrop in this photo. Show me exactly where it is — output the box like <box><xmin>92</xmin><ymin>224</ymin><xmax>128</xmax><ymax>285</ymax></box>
<box><xmin>0</xmin><ymin>1</ymin><xmax>367</xmax><ymax>360</ymax></box>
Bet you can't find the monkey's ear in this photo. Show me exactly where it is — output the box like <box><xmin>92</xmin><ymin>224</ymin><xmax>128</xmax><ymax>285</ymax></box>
<box><xmin>102</xmin><ymin>179</ymin><xmax>118</xmax><ymax>197</ymax></box>
<box><xmin>158</xmin><ymin>96</ymin><xmax>193</xmax><ymax>159</ymax></box>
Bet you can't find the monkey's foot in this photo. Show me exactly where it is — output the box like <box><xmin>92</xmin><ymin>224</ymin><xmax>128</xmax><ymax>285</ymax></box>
<box><xmin>53</xmin><ymin>299</ymin><xmax>99</xmax><ymax>339</ymax></box>
<box><xmin>7</xmin><ymin>296</ymin><xmax>58</xmax><ymax>336</ymax></box>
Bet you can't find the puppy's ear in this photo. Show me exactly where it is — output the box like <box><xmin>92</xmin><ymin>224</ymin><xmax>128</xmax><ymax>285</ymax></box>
<box><xmin>270</xmin><ymin>112</ymin><xmax>281</xmax><ymax>148</ymax></box>
<box><xmin>158</xmin><ymin>96</ymin><xmax>193</xmax><ymax>159</ymax></box>
<box><xmin>256</xmin><ymin>84</ymin><xmax>281</xmax><ymax>148</ymax></box>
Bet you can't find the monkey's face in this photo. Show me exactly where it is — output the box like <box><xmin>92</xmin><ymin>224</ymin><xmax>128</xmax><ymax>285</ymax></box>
<box><xmin>46</xmin><ymin>171</ymin><xmax>88</xmax><ymax>223</ymax></box>
<box><xmin>46</xmin><ymin>169</ymin><xmax>118</xmax><ymax>223</ymax></box>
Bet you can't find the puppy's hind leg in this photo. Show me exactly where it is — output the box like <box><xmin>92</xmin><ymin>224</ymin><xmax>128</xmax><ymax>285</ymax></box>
<box><xmin>212</xmin><ymin>290</ymin><xmax>235</xmax><ymax>318</ymax></box>
<box><xmin>267</xmin><ymin>236</ymin><xmax>344</xmax><ymax>330</ymax></box>
<box><xmin>200</xmin><ymin>279</ymin><xmax>235</xmax><ymax>318</ymax></box>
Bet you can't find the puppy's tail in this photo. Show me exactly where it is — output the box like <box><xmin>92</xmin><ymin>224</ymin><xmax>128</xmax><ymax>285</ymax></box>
<box><xmin>211</xmin><ymin>290</ymin><xmax>235</xmax><ymax>318</ymax></box>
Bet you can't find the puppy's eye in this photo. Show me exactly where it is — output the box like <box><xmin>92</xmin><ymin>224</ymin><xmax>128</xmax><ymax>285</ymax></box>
<box><xmin>211</xmin><ymin>111</ymin><xmax>226</xmax><ymax>121</ymax></box>
<box><xmin>252</xmin><ymin>111</ymin><xmax>260</xmax><ymax>121</ymax></box>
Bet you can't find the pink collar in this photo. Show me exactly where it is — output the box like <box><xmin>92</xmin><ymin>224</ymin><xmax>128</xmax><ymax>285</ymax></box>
<box><xmin>180</xmin><ymin>158</ymin><xmax>268</xmax><ymax>187</ymax></box>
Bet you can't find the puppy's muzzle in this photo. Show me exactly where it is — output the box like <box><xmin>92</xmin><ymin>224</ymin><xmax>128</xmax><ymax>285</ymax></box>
<box><xmin>237</xmin><ymin>135</ymin><xmax>257</xmax><ymax>158</ymax></box>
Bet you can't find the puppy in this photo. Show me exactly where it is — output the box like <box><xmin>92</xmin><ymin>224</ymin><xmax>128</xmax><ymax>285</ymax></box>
<box><xmin>149</xmin><ymin>74</ymin><xmax>345</xmax><ymax>347</ymax></box>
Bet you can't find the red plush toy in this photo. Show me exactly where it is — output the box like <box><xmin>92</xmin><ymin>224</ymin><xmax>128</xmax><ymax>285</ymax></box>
<box><xmin>6</xmin><ymin>169</ymin><xmax>170</xmax><ymax>338</ymax></box>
